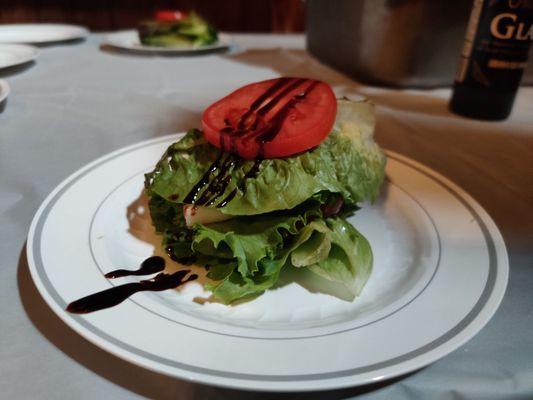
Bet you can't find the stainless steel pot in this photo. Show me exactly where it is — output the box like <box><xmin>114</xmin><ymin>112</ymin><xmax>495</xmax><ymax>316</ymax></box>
<box><xmin>306</xmin><ymin>0</ymin><xmax>532</xmax><ymax>87</ymax></box>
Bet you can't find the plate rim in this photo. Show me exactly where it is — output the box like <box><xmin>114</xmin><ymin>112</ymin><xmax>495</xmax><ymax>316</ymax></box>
<box><xmin>0</xmin><ymin>23</ymin><xmax>89</xmax><ymax>44</ymax></box>
<box><xmin>26</xmin><ymin>133</ymin><xmax>509</xmax><ymax>391</ymax></box>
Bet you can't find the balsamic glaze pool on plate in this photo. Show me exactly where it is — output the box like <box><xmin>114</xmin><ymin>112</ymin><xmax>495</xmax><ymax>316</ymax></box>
<box><xmin>66</xmin><ymin>257</ymin><xmax>197</xmax><ymax>314</ymax></box>
<box><xmin>104</xmin><ymin>256</ymin><xmax>165</xmax><ymax>278</ymax></box>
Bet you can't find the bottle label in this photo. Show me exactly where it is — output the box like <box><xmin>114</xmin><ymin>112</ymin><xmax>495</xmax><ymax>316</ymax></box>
<box><xmin>456</xmin><ymin>0</ymin><xmax>533</xmax><ymax>91</ymax></box>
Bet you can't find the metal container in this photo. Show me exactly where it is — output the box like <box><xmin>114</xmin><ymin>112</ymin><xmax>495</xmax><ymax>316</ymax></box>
<box><xmin>306</xmin><ymin>0</ymin><xmax>533</xmax><ymax>87</ymax></box>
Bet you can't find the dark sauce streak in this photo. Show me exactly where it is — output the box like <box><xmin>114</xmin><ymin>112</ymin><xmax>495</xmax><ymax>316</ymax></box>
<box><xmin>229</xmin><ymin>78</ymin><xmax>305</xmax><ymax>140</ymax></box>
<box><xmin>220</xmin><ymin>117</ymin><xmax>233</xmax><ymax>153</ymax></box>
<box><xmin>252</xmin><ymin>81</ymin><xmax>319</xmax><ymax>158</ymax></box>
<box><xmin>216</xmin><ymin>189</ymin><xmax>237</xmax><ymax>208</ymax></box>
<box><xmin>222</xmin><ymin>78</ymin><xmax>295</xmax><ymax>154</ymax></box>
<box><xmin>230</xmin><ymin>135</ymin><xmax>239</xmax><ymax>155</ymax></box>
<box><xmin>183</xmin><ymin>152</ymin><xmax>224</xmax><ymax>204</ymax></box>
<box><xmin>104</xmin><ymin>256</ymin><xmax>165</xmax><ymax>279</ymax></box>
<box><xmin>203</xmin><ymin>175</ymin><xmax>232</xmax><ymax>207</ymax></box>
<box><xmin>237</xmin><ymin>77</ymin><xmax>292</xmax><ymax>130</ymax></box>
<box><xmin>216</xmin><ymin>158</ymin><xmax>263</xmax><ymax>208</ymax></box>
<box><xmin>194</xmin><ymin>156</ymin><xmax>237</xmax><ymax>206</ymax></box>
<box><xmin>243</xmin><ymin>159</ymin><xmax>263</xmax><ymax>185</ymax></box>
<box><xmin>227</xmin><ymin>78</ymin><xmax>308</xmax><ymax>157</ymax></box>
<box><xmin>254</xmin><ymin>81</ymin><xmax>319</xmax><ymax>144</ymax></box>
<box><xmin>256</xmin><ymin>78</ymin><xmax>307</xmax><ymax>116</ymax></box>
<box><xmin>186</xmin><ymin>78</ymin><xmax>317</xmax><ymax>209</ymax></box>
<box><xmin>66</xmin><ymin>271</ymin><xmax>198</xmax><ymax>314</ymax></box>
<box><xmin>220</xmin><ymin>126</ymin><xmax>230</xmax><ymax>153</ymax></box>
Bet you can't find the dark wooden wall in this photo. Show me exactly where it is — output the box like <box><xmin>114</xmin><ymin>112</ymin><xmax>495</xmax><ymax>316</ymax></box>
<box><xmin>0</xmin><ymin>0</ymin><xmax>306</xmax><ymax>32</ymax></box>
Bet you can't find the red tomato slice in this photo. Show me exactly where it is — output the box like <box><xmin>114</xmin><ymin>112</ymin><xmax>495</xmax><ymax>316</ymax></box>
<box><xmin>201</xmin><ymin>77</ymin><xmax>337</xmax><ymax>159</ymax></box>
<box><xmin>154</xmin><ymin>10</ymin><xmax>187</xmax><ymax>22</ymax></box>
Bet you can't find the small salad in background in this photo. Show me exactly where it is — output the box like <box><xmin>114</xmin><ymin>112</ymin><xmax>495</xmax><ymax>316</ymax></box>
<box><xmin>138</xmin><ymin>10</ymin><xmax>218</xmax><ymax>48</ymax></box>
<box><xmin>145</xmin><ymin>77</ymin><xmax>386</xmax><ymax>304</ymax></box>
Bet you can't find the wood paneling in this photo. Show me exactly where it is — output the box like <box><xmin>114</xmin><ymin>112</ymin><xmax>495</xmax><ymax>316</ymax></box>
<box><xmin>0</xmin><ymin>0</ymin><xmax>305</xmax><ymax>32</ymax></box>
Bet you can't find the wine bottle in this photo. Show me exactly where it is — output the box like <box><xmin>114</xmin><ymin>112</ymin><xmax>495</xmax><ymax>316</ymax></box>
<box><xmin>450</xmin><ymin>0</ymin><xmax>532</xmax><ymax>120</ymax></box>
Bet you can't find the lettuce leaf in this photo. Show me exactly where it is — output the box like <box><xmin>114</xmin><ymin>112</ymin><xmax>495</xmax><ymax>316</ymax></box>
<box><xmin>193</xmin><ymin>203</ymin><xmax>320</xmax><ymax>277</ymax></box>
<box><xmin>197</xmin><ymin>215</ymin><xmax>371</xmax><ymax>304</ymax></box>
<box><xmin>152</xmin><ymin>192</ymin><xmax>372</xmax><ymax>303</ymax></box>
<box><xmin>145</xmin><ymin>99</ymin><xmax>385</xmax><ymax>216</ymax></box>
<box><xmin>156</xmin><ymin>202</ymin><xmax>371</xmax><ymax>303</ymax></box>
<box><xmin>306</xmin><ymin>218</ymin><xmax>372</xmax><ymax>297</ymax></box>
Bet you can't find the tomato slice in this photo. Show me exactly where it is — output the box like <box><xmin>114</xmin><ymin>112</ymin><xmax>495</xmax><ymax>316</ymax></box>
<box><xmin>201</xmin><ymin>77</ymin><xmax>337</xmax><ymax>159</ymax></box>
<box><xmin>154</xmin><ymin>10</ymin><xmax>187</xmax><ymax>22</ymax></box>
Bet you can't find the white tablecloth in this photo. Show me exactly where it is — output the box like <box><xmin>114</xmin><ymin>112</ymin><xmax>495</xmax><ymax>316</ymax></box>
<box><xmin>1</xmin><ymin>33</ymin><xmax>532</xmax><ymax>399</ymax></box>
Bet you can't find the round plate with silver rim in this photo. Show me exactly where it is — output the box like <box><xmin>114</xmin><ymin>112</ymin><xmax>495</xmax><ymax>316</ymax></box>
<box><xmin>103</xmin><ymin>30</ymin><xmax>231</xmax><ymax>55</ymax></box>
<box><xmin>27</xmin><ymin>133</ymin><xmax>508</xmax><ymax>391</ymax></box>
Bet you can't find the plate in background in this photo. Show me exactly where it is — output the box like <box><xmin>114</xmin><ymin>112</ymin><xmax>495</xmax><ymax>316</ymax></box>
<box><xmin>0</xmin><ymin>79</ymin><xmax>10</xmax><ymax>105</ymax></box>
<box><xmin>0</xmin><ymin>24</ymin><xmax>89</xmax><ymax>44</ymax></box>
<box><xmin>27</xmin><ymin>134</ymin><xmax>508</xmax><ymax>391</ymax></box>
<box><xmin>103</xmin><ymin>30</ymin><xmax>231</xmax><ymax>54</ymax></box>
<box><xmin>0</xmin><ymin>44</ymin><xmax>38</xmax><ymax>69</ymax></box>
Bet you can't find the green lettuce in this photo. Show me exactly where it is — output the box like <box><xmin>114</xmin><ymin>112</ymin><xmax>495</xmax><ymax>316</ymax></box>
<box><xmin>145</xmin><ymin>98</ymin><xmax>384</xmax><ymax>303</ymax></box>
<box><xmin>145</xmin><ymin>99</ymin><xmax>385</xmax><ymax>216</ymax></box>
<box><xmin>161</xmin><ymin>200</ymin><xmax>372</xmax><ymax>303</ymax></box>
<box><xmin>207</xmin><ymin>216</ymin><xmax>372</xmax><ymax>303</ymax></box>
<box><xmin>138</xmin><ymin>11</ymin><xmax>218</xmax><ymax>47</ymax></box>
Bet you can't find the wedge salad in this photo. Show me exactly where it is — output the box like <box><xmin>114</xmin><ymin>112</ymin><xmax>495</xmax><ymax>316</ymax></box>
<box><xmin>144</xmin><ymin>78</ymin><xmax>386</xmax><ymax>304</ymax></box>
<box><xmin>138</xmin><ymin>10</ymin><xmax>218</xmax><ymax>48</ymax></box>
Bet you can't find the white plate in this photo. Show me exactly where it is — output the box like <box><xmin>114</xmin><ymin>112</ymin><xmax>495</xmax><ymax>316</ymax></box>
<box><xmin>0</xmin><ymin>79</ymin><xmax>9</xmax><ymax>104</ymax></box>
<box><xmin>27</xmin><ymin>134</ymin><xmax>508</xmax><ymax>391</ymax></box>
<box><xmin>0</xmin><ymin>44</ymin><xmax>38</xmax><ymax>69</ymax></box>
<box><xmin>0</xmin><ymin>24</ymin><xmax>89</xmax><ymax>44</ymax></box>
<box><xmin>103</xmin><ymin>30</ymin><xmax>231</xmax><ymax>54</ymax></box>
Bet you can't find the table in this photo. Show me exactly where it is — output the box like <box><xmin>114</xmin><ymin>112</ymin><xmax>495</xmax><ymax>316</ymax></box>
<box><xmin>1</xmin><ymin>33</ymin><xmax>532</xmax><ymax>400</ymax></box>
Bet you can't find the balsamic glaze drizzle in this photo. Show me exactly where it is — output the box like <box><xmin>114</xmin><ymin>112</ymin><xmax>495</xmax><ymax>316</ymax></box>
<box><xmin>183</xmin><ymin>152</ymin><xmax>224</xmax><ymax>204</ymax></box>
<box><xmin>255</xmin><ymin>78</ymin><xmax>307</xmax><ymax>117</ymax></box>
<box><xmin>66</xmin><ymin>270</ymin><xmax>197</xmax><ymax>314</ymax></box>
<box><xmin>216</xmin><ymin>158</ymin><xmax>262</xmax><ymax>208</ymax></box>
<box><xmin>195</xmin><ymin>155</ymin><xmax>239</xmax><ymax>206</ymax></box>
<box><xmin>104</xmin><ymin>256</ymin><xmax>165</xmax><ymax>279</ymax></box>
<box><xmin>184</xmin><ymin>78</ymin><xmax>319</xmax><ymax>208</ymax></box>
<box><xmin>244</xmin><ymin>80</ymin><xmax>319</xmax><ymax>144</ymax></box>
<box><xmin>238</xmin><ymin>77</ymin><xmax>292</xmax><ymax>126</ymax></box>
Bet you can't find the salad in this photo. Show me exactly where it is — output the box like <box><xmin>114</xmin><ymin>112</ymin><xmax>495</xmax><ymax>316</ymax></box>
<box><xmin>138</xmin><ymin>10</ymin><xmax>218</xmax><ymax>48</ymax></box>
<box><xmin>144</xmin><ymin>78</ymin><xmax>386</xmax><ymax>304</ymax></box>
